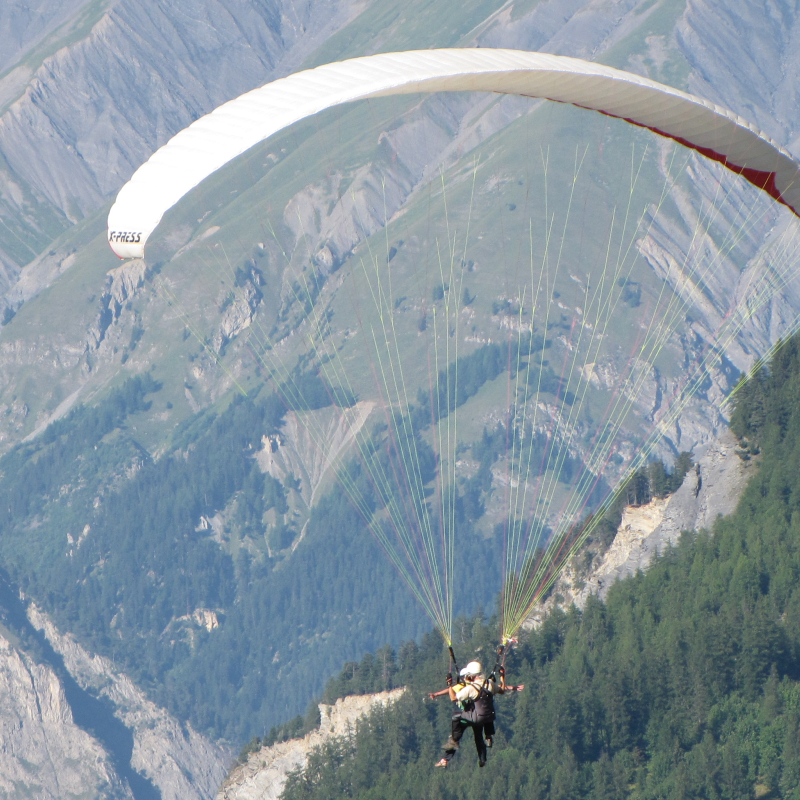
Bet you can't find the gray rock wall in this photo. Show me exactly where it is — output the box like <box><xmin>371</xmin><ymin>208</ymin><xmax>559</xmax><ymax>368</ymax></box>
<box><xmin>217</xmin><ymin>688</ymin><xmax>406</xmax><ymax>800</ymax></box>
<box><xmin>0</xmin><ymin>0</ymin><xmax>367</xmax><ymax>215</ymax></box>
<box><xmin>0</xmin><ymin>632</ymin><xmax>130</xmax><ymax>799</ymax></box>
<box><xmin>0</xmin><ymin>0</ymin><xmax>96</xmax><ymax>74</ymax></box>
<box><xmin>0</xmin><ymin>0</ymin><xmax>368</xmax><ymax>288</ymax></box>
<box><xmin>0</xmin><ymin>571</ymin><xmax>234</xmax><ymax>799</ymax></box>
<box><xmin>526</xmin><ymin>429</ymin><xmax>754</xmax><ymax>626</ymax></box>
<box><xmin>0</xmin><ymin>0</ymin><xmax>797</xmax><ymax>794</ymax></box>
<box><xmin>27</xmin><ymin>603</ymin><xmax>232</xmax><ymax>800</ymax></box>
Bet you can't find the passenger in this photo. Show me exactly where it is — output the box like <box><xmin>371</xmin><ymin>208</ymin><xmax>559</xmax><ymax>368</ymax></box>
<box><xmin>429</xmin><ymin>660</ymin><xmax>525</xmax><ymax>766</ymax></box>
<box><xmin>432</xmin><ymin>661</ymin><xmax>498</xmax><ymax>768</ymax></box>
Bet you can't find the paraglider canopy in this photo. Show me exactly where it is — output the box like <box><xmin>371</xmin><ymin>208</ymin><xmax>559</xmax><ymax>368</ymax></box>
<box><xmin>107</xmin><ymin>48</ymin><xmax>800</xmax><ymax>259</ymax></box>
<box><xmin>105</xmin><ymin>47</ymin><xmax>800</xmax><ymax>648</ymax></box>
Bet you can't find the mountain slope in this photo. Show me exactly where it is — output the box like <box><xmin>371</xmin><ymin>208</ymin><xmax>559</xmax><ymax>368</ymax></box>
<box><xmin>276</xmin><ymin>332</ymin><xmax>800</xmax><ymax>800</ymax></box>
<box><xmin>0</xmin><ymin>568</ymin><xmax>229</xmax><ymax>800</ymax></box>
<box><xmin>0</xmin><ymin>0</ymin><xmax>372</xmax><ymax>290</ymax></box>
<box><xmin>0</xmin><ymin>0</ymin><xmax>798</xmax><ymax>782</ymax></box>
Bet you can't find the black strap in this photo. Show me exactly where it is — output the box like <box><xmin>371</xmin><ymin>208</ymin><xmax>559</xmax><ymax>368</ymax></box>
<box><xmin>480</xmin><ymin>644</ymin><xmax>505</xmax><ymax>697</ymax></box>
<box><xmin>448</xmin><ymin>645</ymin><xmax>459</xmax><ymax>685</ymax></box>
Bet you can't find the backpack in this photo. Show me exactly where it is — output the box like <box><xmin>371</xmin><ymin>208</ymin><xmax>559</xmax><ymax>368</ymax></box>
<box><xmin>460</xmin><ymin>679</ymin><xmax>496</xmax><ymax>723</ymax></box>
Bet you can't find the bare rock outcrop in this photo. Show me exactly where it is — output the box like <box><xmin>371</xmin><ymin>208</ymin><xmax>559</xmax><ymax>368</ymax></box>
<box><xmin>85</xmin><ymin>259</ymin><xmax>148</xmax><ymax>353</ymax></box>
<box><xmin>214</xmin><ymin>280</ymin><xmax>262</xmax><ymax>351</ymax></box>
<box><xmin>107</xmin><ymin>259</ymin><xmax>147</xmax><ymax>311</ymax></box>
<box><xmin>526</xmin><ymin>429</ymin><xmax>753</xmax><ymax>626</ymax></box>
<box><xmin>0</xmin><ymin>632</ymin><xmax>129</xmax><ymax>799</ymax></box>
<box><xmin>257</xmin><ymin>401</ymin><xmax>374</xmax><ymax>508</ymax></box>
<box><xmin>0</xmin><ymin>0</ymin><xmax>370</xmax><ymax>217</ymax></box>
<box><xmin>0</xmin><ymin>0</ymin><xmax>96</xmax><ymax>75</ymax></box>
<box><xmin>27</xmin><ymin>603</ymin><xmax>232</xmax><ymax>800</ymax></box>
<box><xmin>217</xmin><ymin>688</ymin><xmax>406</xmax><ymax>800</ymax></box>
<box><xmin>0</xmin><ymin>0</ymin><xmax>370</xmax><ymax>294</ymax></box>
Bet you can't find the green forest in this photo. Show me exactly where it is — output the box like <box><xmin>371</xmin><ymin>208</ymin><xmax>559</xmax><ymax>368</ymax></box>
<box><xmin>0</xmin><ymin>332</ymin><xmax>696</xmax><ymax>745</ymax></box>
<box><xmin>273</xmin><ymin>336</ymin><xmax>800</xmax><ymax>800</ymax></box>
<box><xmin>0</xmin><ymin>375</ymin><xmax>433</xmax><ymax>741</ymax></box>
<box><xmin>0</xmin><ymin>338</ymin><xmax>561</xmax><ymax>742</ymax></box>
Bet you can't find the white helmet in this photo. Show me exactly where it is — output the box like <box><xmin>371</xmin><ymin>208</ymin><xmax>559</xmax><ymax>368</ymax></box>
<box><xmin>460</xmin><ymin>661</ymin><xmax>482</xmax><ymax>678</ymax></box>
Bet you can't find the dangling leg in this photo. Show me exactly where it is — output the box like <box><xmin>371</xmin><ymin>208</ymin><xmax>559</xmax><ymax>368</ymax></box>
<box><xmin>446</xmin><ymin>713</ymin><xmax>466</xmax><ymax>750</ymax></box>
<box><xmin>484</xmin><ymin>719</ymin><xmax>495</xmax><ymax>748</ymax></box>
<box><xmin>473</xmin><ymin>722</ymin><xmax>487</xmax><ymax>767</ymax></box>
<box><xmin>437</xmin><ymin>714</ymin><xmax>466</xmax><ymax>766</ymax></box>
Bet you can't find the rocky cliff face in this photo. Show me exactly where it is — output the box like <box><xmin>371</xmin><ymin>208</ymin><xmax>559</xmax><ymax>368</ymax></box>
<box><xmin>0</xmin><ymin>631</ymin><xmax>130</xmax><ymax>799</ymax></box>
<box><xmin>0</xmin><ymin>0</ymin><xmax>797</xmax><ymax>792</ymax></box>
<box><xmin>526</xmin><ymin>428</ymin><xmax>754</xmax><ymax>626</ymax></box>
<box><xmin>26</xmin><ymin>603</ymin><xmax>232</xmax><ymax>800</ymax></box>
<box><xmin>0</xmin><ymin>0</ymin><xmax>796</xmax><ymax>452</ymax></box>
<box><xmin>217</xmin><ymin>688</ymin><xmax>406</xmax><ymax>800</ymax></box>
<box><xmin>0</xmin><ymin>566</ymin><xmax>231</xmax><ymax>800</ymax></box>
<box><xmin>0</xmin><ymin>0</ymin><xmax>96</xmax><ymax>75</ymax></box>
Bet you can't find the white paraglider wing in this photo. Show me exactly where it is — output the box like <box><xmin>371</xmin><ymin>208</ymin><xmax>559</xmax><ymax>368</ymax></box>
<box><xmin>107</xmin><ymin>48</ymin><xmax>800</xmax><ymax>258</ymax></box>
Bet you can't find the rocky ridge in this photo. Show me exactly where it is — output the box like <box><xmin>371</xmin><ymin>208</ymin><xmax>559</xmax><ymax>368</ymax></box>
<box><xmin>1</xmin><ymin>0</ymin><xmax>797</xmax><ymax>461</ymax></box>
<box><xmin>217</xmin><ymin>688</ymin><xmax>406</xmax><ymax>800</ymax></box>
<box><xmin>0</xmin><ymin>0</ymin><xmax>371</xmax><ymax>290</ymax></box>
<box><xmin>525</xmin><ymin>429</ymin><xmax>754</xmax><ymax>627</ymax></box>
<box><xmin>0</xmin><ymin>0</ymin><xmax>98</xmax><ymax>76</ymax></box>
<box><xmin>0</xmin><ymin>0</ymin><xmax>795</xmax><ymax>794</ymax></box>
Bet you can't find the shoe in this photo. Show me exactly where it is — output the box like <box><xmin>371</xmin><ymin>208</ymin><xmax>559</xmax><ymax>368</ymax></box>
<box><xmin>485</xmin><ymin>737</ymin><xmax>493</xmax><ymax>748</ymax></box>
<box><xmin>479</xmin><ymin>760</ymin><xmax>486</xmax><ymax>768</ymax></box>
<box><xmin>442</xmin><ymin>736</ymin><xmax>460</xmax><ymax>751</ymax></box>
<box><xmin>435</xmin><ymin>758</ymin><xmax>448</xmax><ymax>768</ymax></box>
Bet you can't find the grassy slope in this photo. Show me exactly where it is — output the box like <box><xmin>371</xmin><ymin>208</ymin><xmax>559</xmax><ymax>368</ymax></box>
<box><xmin>0</xmin><ymin>0</ymin><xmax>708</xmax><ymax>449</ymax></box>
<box><xmin>0</xmin><ymin>0</ymin><xmax>112</xmax><ymax>273</ymax></box>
